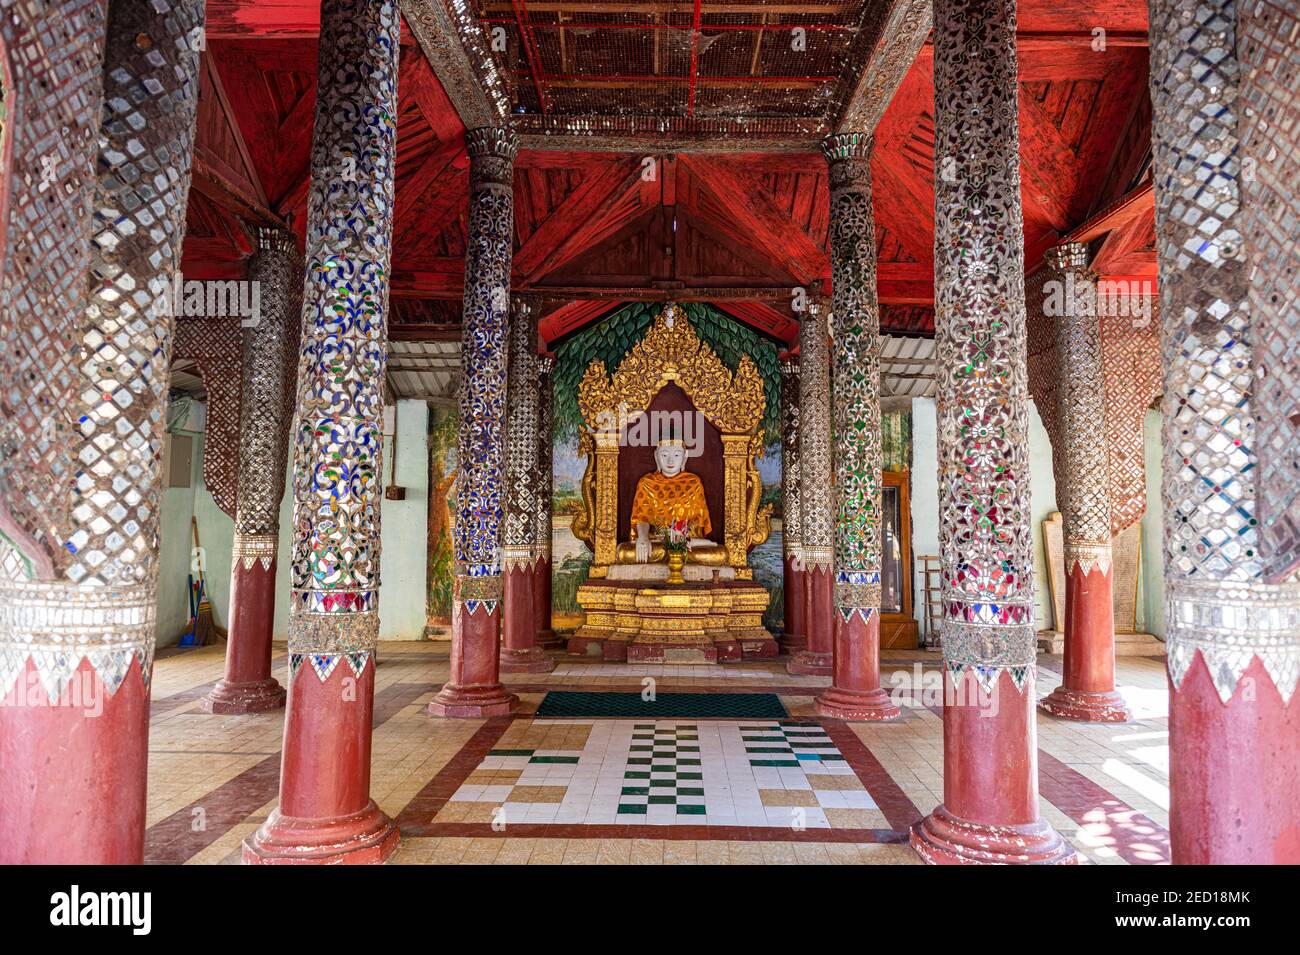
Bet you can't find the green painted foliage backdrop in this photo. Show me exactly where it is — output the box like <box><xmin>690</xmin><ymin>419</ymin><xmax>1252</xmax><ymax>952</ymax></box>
<box><xmin>552</xmin><ymin>301</ymin><xmax>783</xmax><ymax>446</ymax></box>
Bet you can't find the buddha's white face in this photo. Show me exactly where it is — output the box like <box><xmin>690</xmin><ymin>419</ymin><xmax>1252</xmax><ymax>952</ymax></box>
<box><xmin>655</xmin><ymin>444</ymin><xmax>686</xmax><ymax>477</ymax></box>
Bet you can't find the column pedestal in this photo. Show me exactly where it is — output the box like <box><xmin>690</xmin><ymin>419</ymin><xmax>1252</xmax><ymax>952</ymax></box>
<box><xmin>430</xmin><ymin>603</ymin><xmax>518</xmax><ymax>717</ymax></box>
<box><xmin>815</xmin><ymin>613</ymin><xmax>900</xmax><ymax>720</ymax></box>
<box><xmin>244</xmin><ymin>658</ymin><xmax>397</xmax><ymax>864</ymax></box>
<box><xmin>1039</xmin><ymin>563</ymin><xmax>1129</xmax><ymax>722</ymax></box>
<box><xmin>500</xmin><ymin>563</ymin><xmax>553</xmax><ymax>673</ymax></box>
<box><xmin>0</xmin><ymin>658</ymin><xmax>150</xmax><ymax>864</ymax></box>
<box><xmin>911</xmin><ymin>669</ymin><xmax>1076</xmax><ymax>864</ymax></box>
<box><xmin>780</xmin><ymin>557</ymin><xmax>808</xmax><ymax>654</ymax></box>
<box><xmin>789</xmin><ymin>565</ymin><xmax>833</xmax><ymax>675</ymax></box>
<box><xmin>202</xmin><ymin>558</ymin><xmax>286</xmax><ymax>714</ymax></box>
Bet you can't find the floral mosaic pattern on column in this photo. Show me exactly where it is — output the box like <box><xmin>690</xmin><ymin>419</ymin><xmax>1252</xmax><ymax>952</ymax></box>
<box><xmin>234</xmin><ymin>228</ymin><xmax>301</xmax><ymax>569</ymax></box>
<box><xmin>1149</xmin><ymin>0</ymin><xmax>1298</xmax><ymax>703</ymax></box>
<box><xmin>455</xmin><ymin>126</ymin><xmax>518</xmax><ymax>615</ymax></box>
<box><xmin>502</xmin><ymin>297</ymin><xmax>540</xmax><ymax>571</ymax></box>
<box><xmin>823</xmin><ymin>132</ymin><xmax>882</xmax><ymax>623</ymax></box>
<box><xmin>1046</xmin><ymin>243</ymin><xmax>1113</xmax><ymax>576</ymax></box>
<box><xmin>286</xmin><ymin>0</ymin><xmax>399</xmax><ymax>683</ymax></box>
<box><xmin>798</xmin><ymin>302</ymin><xmax>834</xmax><ymax>573</ymax></box>
<box><xmin>536</xmin><ymin>354</ymin><xmax>556</xmax><ymax>563</ymax></box>
<box><xmin>0</xmin><ymin>0</ymin><xmax>202</xmax><ymax>699</ymax></box>
<box><xmin>932</xmin><ymin>0</ymin><xmax>1036</xmax><ymax>691</ymax></box>
<box><xmin>779</xmin><ymin>358</ymin><xmax>802</xmax><ymax>564</ymax></box>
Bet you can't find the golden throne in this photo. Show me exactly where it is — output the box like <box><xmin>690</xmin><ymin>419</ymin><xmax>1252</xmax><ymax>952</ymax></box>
<box><xmin>568</xmin><ymin>304</ymin><xmax>777</xmax><ymax>664</ymax></box>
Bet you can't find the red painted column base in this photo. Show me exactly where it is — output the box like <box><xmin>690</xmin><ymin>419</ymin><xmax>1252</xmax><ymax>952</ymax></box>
<box><xmin>910</xmin><ymin>804</ymin><xmax>1077</xmax><ymax>865</ymax></box>
<box><xmin>501</xmin><ymin>564</ymin><xmax>554</xmax><ymax>674</ymax></box>
<box><xmin>430</xmin><ymin>602</ymin><xmax>517</xmax><ymax>718</ymax></box>
<box><xmin>533</xmin><ymin>557</ymin><xmax>561</xmax><ymax>648</ymax></box>
<box><xmin>499</xmin><ymin>647</ymin><xmax>555</xmax><ymax>673</ymax></box>
<box><xmin>1039</xmin><ymin>562</ymin><xmax>1129</xmax><ymax>722</ymax></box>
<box><xmin>244</xmin><ymin>800</ymin><xmax>399</xmax><ymax>865</ymax></box>
<box><xmin>815</xmin><ymin>612</ymin><xmax>900</xmax><ymax>720</ymax></box>
<box><xmin>789</xmin><ymin>563</ymin><xmax>833</xmax><ymax>675</ymax></box>
<box><xmin>780</xmin><ymin>557</ymin><xmax>808</xmax><ymax>654</ymax></box>
<box><xmin>203</xmin><ymin>557</ymin><xmax>285</xmax><ymax>714</ymax></box>
<box><xmin>1039</xmin><ymin>686</ymin><xmax>1130</xmax><ymax>723</ymax></box>
<box><xmin>201</xmin><ymin>677</ymin><xmax>287</xmax><ymax>715</ymax></box>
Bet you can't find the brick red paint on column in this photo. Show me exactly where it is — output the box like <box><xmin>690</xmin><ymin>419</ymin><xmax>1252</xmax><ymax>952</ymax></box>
<box><xmin>815</xmin><ymin>613</ymin><xmax>901</xmax><ymax>720</ymax></box>
<box><xmin>1040</xmin><ymin>564</ymin><xmax>1129</xmax><ymax>722</ymax></box>
<box><xmin>911</xmin><ymin>670</ymin><xmax>1076</xmax><ymax>864</ymax></box>
<box><xmin>500</xmin><ymin>564</ymin><xmax>553</xmax><ymax>673</ymax></box>
<box><xmin>533</xmin><ymin>558</ymin><xmax>560</xmax><ymax>648</ymax></box>
<box><xmin>789</xmin><ymin>565</ymin><xmax>833</xmax><ymax>675</ymax></box>
<box><xmin>1170</xmin><ymin>654</ymin><xmax>1300</xmax><ymax>864</ymax></box>
<box><xmin>0</xmin><ymin>659</ymin><xmax>149</xmax><ymax>863</ymax></box>
<box><xmin>244</xmin><ymin>663</ymin><xmax>397</xmax><ymax>864</ymax></box>
<box><xmin>429</xmin><ymin>604</ymin><xmax>517</xmax><ymax>718</ymax></box>
<box><xmin>202</xmin><ymin>559</ymin><xmax>286</xmax><ymax>714</ymax></box>
<box><xmin>780</xmin><ymin>557</ymin><xmax>807</xmax><ymax>654</ymax></box>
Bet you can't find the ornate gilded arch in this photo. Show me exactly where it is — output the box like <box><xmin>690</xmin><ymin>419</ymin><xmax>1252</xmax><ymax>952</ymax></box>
<box><xmin>573</xmin><ymin>303</ymin><xmax>772</xmax><ymax>578</ymax></box>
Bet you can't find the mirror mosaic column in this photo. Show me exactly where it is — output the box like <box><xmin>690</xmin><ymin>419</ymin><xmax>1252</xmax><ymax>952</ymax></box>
<box><xmin>534</xmin><ymin>354</ymin><xmax>560</xmax><ymax>647</ymax></box>
<box><xmin>202</xmin><ymin>228</ymin><xmax>300</xmax><ymax>714</ymax></box>
<box><xmin>814</xmin><ymin>132</ymin><xmax>900</xmax><ymax>721</ymax></box>
<box><xmin>1037</xmin><ymin>242</ymin><xmax>1129</xmax><ymax>722</ymax></box>
<box><xmin>779</xmin><ymin>356</ymin><xmax>807</xmax><ymax>654</ymax></box>
<box><xmin>500</xmin><ymin>297</ymin><xmax>553</xmax><ymax>672</ymax></box>
<box><xmin>428</xmin><ymin>126</ymin><xmax>520</xmax><ymax>718</ymax></box>
<box><xmin>1149</xmin><ymin>0</ymin><xmax>1299</xmax><ymax>864</ymax></box>
<box><xmin>243</xmin><ymin>0</ymin><xmax>401</xmax><ymax>865</ymax></box>
<box><xmin>909</xmin><ymin>0</ymin><xmax>1075</xmax><ymax>864</ymax></box>
<box><xmin>788</xmin><ymin>301</ymin><xmax>834</xmax><ymax>676</ymax></box>
<box><xmin>0</xmin><ymin>0</ymin><xmax>202</xmax><ymax>864</ymax></box>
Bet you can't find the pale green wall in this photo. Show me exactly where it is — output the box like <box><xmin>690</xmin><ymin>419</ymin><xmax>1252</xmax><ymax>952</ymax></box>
<box><xmin>159</xmin><ymin>398</ymin><xmax>430</xmax><ymax>646</ymax></box>
<box><xmin>1140</xmin><ymin>408</ymin><xmax>1166</xmax><ymax>638</ymax></box>
<box><xmin>908</xmin><ymin>396</ymin><xmax>1058</xmax><ymax>631</ymax></box>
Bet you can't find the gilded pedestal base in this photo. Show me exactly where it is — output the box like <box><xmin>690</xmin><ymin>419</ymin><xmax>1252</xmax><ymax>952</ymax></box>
<box><xmin>570</xmin><ymin>580</ymin><xmax>776</xmax><ymax>664</ymax></box>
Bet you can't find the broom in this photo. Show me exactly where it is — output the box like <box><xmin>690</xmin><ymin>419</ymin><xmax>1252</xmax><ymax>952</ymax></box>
<box><xmin>191</xmin><ymin>516</ymin><xmax>217</xmax><ymax>646</ymax></box>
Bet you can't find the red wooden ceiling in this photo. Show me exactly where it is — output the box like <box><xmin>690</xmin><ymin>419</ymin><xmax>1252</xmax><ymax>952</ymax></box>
<box><xmin>186</xmin><ymin>1</ymin><xmax>1158</xmax><ymax>344</ymax></box>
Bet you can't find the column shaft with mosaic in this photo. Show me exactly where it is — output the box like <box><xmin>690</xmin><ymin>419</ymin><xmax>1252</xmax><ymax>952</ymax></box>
<box><xmin>788</xmin><ymin>300</ymin><xmax>835</xmax><ymax>676</ymax></box>
<box><xmin>1150</xmin><ymin>0</ymin><xmax>1299</xmax><ymax>864</ymax></box>
<box><xmin>910</xmin><ymin>0</ymin><xmax>1075</xmax><ymax>865</ymax></box>
<box><xmin>1037</xmin><ymin>243</ymin><xmax>1129</xmax><ymax>722</ymax></box>
<box><xmin>428</xmin><ymin>126</ymin><xmax>520</xmax><ymax>716</ymax></box>
<box><xmin>500</xmin><ymin>298</ymin><xmax>553</xmax><ymax>672</ymax></box>
<box><xmin>534</xmin><ymin>354</ymin><xmax>561</xmax><ymax>647</ymax></box>
<box><xmin>814</xmin><ymin>133</ymin><xmax>900</xmax><ymax>721</ymax></box>
<box><xmin>0</xmin><ymin>0</ymin><xmax>202</xmax><ymax>864</ymax></box>
<box><xmin>570</xmin><ymin>304</ymin><xmax>777</xmax><ymax>663</ymax></box>
<box><xmin>244</xmin><ymin>0</ymin><xmax>401</xmax><ymax>865</ymax></box>
<box><xmin>202</xmin><ymin>229</ymin><xmax>301</xmax><ymax>714</ymax></box>
<box><xmin>778</xmin><ymin>356</ymin><xmax>807</xmax><ymax>653</ymax></box>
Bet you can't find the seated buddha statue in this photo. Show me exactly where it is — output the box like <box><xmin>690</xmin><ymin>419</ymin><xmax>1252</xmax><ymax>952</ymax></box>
<box><xmin>614</xmin><ymin>436</ymin><xmax>725</xmax><ymax>566</ymax></box>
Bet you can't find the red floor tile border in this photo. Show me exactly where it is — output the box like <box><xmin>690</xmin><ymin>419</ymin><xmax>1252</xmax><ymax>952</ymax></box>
<box><xmin>394</xmin><ymin>717</ymin><xmax>514</xmax><ymax>833</ymax></box>
<box><xmin>818</xmin><ymin>718</ymin><xmax>924</xmax><ymax>832</ymax></box>
<box><xmin>144</xmin><ymin>682</ymin><xmax>430</xmax><ymax>864</ymax></box>
<box><xmin>1036</xmin><ymin>750</ymin><xmax>1170</xmax><ymax>865</ymax></box>
<box><xmin>409</xmin><ymin>822</ymin><xmax>909</xmax><ymax>844</ymax></box>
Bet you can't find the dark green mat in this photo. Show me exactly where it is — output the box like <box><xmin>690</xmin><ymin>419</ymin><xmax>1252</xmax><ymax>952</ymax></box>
<box><xmin>535</xmin><ymin>691</ymin><xmax>787</xmax><ymax>719</ymax></box>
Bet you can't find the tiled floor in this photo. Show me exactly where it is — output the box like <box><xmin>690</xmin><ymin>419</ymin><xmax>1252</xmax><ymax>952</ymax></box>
<box><xmin>143</xmin><ymin>642</ymin><xmax>1173</xmax><ymax>864</ymax></box>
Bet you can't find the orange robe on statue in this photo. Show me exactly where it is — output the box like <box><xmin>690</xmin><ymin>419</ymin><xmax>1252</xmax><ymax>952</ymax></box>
<box><xmin>629</xmin><ymin>471</ymin><xmax>712</xmax><ymax>535</ymax></box>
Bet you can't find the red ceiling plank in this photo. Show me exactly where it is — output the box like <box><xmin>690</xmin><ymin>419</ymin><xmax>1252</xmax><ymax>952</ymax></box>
<box><xmin>678</xmin><ymin>209</ymin><xmax>803</xmax><ymax>286</ymax></box>
<box><xmin>871</xmin><ymin>159</ymin><xmax>934</xmax><ymax>268</ymax></box>
<box><xmin>392</xmin><ymin>163</ymin><xmax>472</xmax><ymax>255</ymax></box>
<box><xmin>1017</xmin><ymin>91</ymin><xmax>1082</xmax><ymax>232</ymax></box>
<box><xmin>715</xmin><ymin>301</ymin><xmax>800</xmax><ymax>346</ymax></box>
<box><xmin>394</xmin><ymin>138</ymin><xmax>469</xmax><ymax>229</ymax></box>
<box><xmin>398</xmin><ymin>50</ymin><xmax>465</xmax><ymax>142</ymax></box>
<box><xmin>680</xmin><ymin>155</ymin><xmax>829</xmax><ymax>287</ymax></box>
<box><xmin>513</xmin><ymin>159</ymin><xmax>653</xmax><ymax>283</ymax></box>
<box><xmin>538</xmin><ymin>299</ymin><xmax>618</xmax><ymax>346</ymax></box>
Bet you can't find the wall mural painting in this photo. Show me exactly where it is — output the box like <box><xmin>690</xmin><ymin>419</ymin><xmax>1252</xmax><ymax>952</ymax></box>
<box><xmin>426</xmin><ymin>404</ymin><xmax>459</xmax><ymax>631</ymax></box>
<box><xmin>552</xmin><ymin>302</ymin><xmax>785</xmax><ymax>632</ymax></box>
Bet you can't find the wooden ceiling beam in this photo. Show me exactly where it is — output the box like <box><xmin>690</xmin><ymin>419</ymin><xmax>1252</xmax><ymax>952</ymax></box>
<box><xmin>835</xmin><ymin>0</ymin><xmax>932</xmax><ymax>133</ymax></box>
